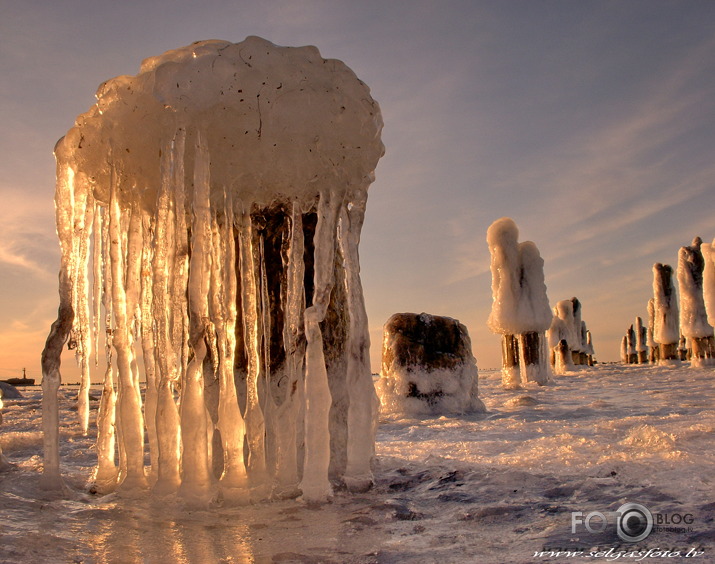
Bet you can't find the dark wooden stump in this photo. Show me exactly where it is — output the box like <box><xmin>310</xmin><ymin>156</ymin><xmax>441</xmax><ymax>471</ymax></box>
<box><xmin>660</xmin><ymin>342</ymin><xmax>678</xmax><ymax>362</ymax></box>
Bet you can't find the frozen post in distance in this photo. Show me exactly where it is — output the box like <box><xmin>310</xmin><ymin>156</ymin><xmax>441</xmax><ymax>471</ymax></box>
<box><xmin>40</xmin><ymin>37</ymin><xmax>384</xmax><ymax>502</ymax></box>
<box><xmin>653</xmin><ymin>263</ymin><xmax>680</xmax><ymax>364</ymax></box>
<box><xmin>702</xmin><ymin>239</ymin><xmax>715</xmax><ymax>328</ymax></box>
<box><xmin>620</xmin><ymin>336</ymin><xmax>629</xmax><ymax>364</ymax></box>
<box><xmin>486</xmin><ymin>218</ymin><xmax>552</xmax><ymax>387</ymax></box>
<box><xmin>626</xmin><ymin>325</ymin><xmax>637</xmax><ymax>364</ymax></box>
<box><xmin>570</xmin><ymin>298</ymin><xmax>585</xmax><ymax>365</ymax></box>
<box><xmin>647</xmin><ymin>298</ymin><xmax>659</xmax><ymax>364</ymax></box>
<box><xmin>677</xmin><ymin>237</ymin><xmax>715</xmax><ymax>367</ymax></box>
<box><xmin>548</xmin><ymin>301</ymin><xmax>576</xmax><ymax>374</ymax></box>
<box><xmin>634</xmin><ymin>317</ymin><xmax>647</xmax><ymax>364</ymax></box>
<box><xmin>585</xmin><ymin>327</ymin><xmax>595</xmax><ymax>366</ymax></box>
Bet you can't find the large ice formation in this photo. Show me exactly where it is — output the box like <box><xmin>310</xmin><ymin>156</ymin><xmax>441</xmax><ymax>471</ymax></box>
<box><xmin>677</xmin><ymin>237</ymin><xmax>715</xmax><ymax>366</ymax></box>
<box><xmin>486</xmin><ymin>218</ymin><xmax>552</xmax><ymax>388</ymax></box>
<box><xmin>40</xmin><ymin>37</ymin><xmax>384</xmax><ymax>502</ymax></box>
<box><xmin>652</xmin><ymin>263</ymin><xmax>680</xmax><ymax>364</ymax></box>
<box><xmin>377</xmin><ymin>313</ymin><xmax>485</xmax><ymax>415</ymax></box>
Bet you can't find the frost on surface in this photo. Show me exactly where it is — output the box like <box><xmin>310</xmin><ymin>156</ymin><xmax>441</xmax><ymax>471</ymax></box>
<box><xmin>40</xmin><ymin>37</ymin><xmax>384</xmax><ymax>503</ymax></box>
<box><xmin>377</xmin><ymin>313</ymin><xmax>485</xmax><ymax>416</ymax></box>
<box><xmin>486</xmin><ymin>218</ymin><xmax>552</xmax><ymax>387</ymax></box>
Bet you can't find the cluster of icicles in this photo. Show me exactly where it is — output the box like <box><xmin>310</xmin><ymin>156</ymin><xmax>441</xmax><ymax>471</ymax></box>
<box><xmin>41</xmin><ymin>38</ymin><xmax>384</xmax><ymax>504</ymax></box>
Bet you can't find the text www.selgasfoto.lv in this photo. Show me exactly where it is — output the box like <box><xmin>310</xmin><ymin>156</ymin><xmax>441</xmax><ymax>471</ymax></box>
<box><xmin>533</xmin><ymin>547</ymin><xmax>706</xmax><ymax>560</ymax></box>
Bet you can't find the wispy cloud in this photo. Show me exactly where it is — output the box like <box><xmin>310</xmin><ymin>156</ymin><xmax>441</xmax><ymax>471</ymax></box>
<box><xmin>0</xmin><ymin>187</ymin><xmax>57</xmax><ymax>278</ymax></box>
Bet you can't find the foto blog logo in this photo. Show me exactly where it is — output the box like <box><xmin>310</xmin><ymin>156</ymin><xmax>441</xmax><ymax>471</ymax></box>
<box><xmin>572</xmin><ymin>503</ymin><xmax>654</xmax><ymax>542</ymax></box>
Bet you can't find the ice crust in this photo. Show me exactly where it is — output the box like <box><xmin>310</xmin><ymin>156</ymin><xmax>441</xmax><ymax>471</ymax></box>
<box><xmin>41</xmin><ymin>37</ymin><xmax>384</xmax><ymax>503</ymax></box>
<box><xmin>56</xmin><ymin>36</ymin><xmax>383</xmax><ymax>211</ymax></box>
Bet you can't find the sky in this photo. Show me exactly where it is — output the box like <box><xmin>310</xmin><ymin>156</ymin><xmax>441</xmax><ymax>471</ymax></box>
<box><xmin>1</xmin><ymin>0</ymin><xmax>714</xmax><ymax>382</ymax></box>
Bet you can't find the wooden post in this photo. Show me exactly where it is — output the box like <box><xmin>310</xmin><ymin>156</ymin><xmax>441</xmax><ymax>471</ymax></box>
<box><xmin>627</xmin><ymin>325</ymin><xmax>637</xmax><ymax>364</ymax></box>
<box><xmin>518</xmin><ymin>331</ymin><xmax>549</xmax><ymax>385</ymax></box>
<box><xmin>501</xmin><ymin>334</ymin><xmax>520</xmax><ymax>389</ymax></box>
<box><xmin>620</xmin><ymin>336</ymin><xmax>628</xmax><ymax>364</ymax></box>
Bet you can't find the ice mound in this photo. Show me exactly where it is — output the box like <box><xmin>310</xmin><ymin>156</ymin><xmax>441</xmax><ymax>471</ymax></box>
<box><xmin>504</xmin><ymin>395</ymin><xmax>539</xmax><ymax>407</ymax></box>
<box><xmin>41</xmin><ymin>37</ymin><xmax>384</xmax><ymax>502</ymax></box>
<box><xmin>620</xmin><ymin>424</ymin><xmax>676</xmax><ymax>451</ymax></box>
<box><xmin>486</xmin><ymin>218</ymin><xmax>552</xmax><ymax>388</ymax></box>
<box><xmin>377</xmin><ymin>312</ymin><xmax>486</xmax><ymax>415</ymax></box>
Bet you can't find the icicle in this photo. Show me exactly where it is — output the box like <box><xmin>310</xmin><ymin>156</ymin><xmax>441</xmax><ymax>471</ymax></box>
<box><xmin>152</xmin><ymin>131</ymin><xmax>183</xmax><ymax>495</ymax></box>
<box><xmin>213</xmin><ymin>190</ymin><xmax>249</xmax><ymax>502</ymax></box>
<box><xmin>66</xmin><ymin>178</ymin><xmax>93</xmax><ymax>435</ymax></box>
<box><xmin>179</xmin><ymin>131</ymin><xmax>213</xmax><ymax>504</ymax></box>
<box><xmin>40</xmin><ymin>161</ymin><xmax>76</xmax><ymax>492</ymax></box>
<box><xmin>338</xmin><ymin>193</ymin><xmax>378</xmax><ymax>492</ymax></box>
<box><xmin>140</xmin><ymin>213</ymin><xmax>159</xmax><ymax>482</ymax></box>
<box><xmin>272</xmin><ymin>202</ymin><xmax>305</xmax><ymax>496</ymax></box>
<box><xmin>94</xmin><ymin>365</ymin><xmax>118</xmax><ymax>492</ymax></box>
<box><xmin>300</xmin><ymin>190</ymin><xmax>341</xmax><ymax>503</ymax></box>
<box><xmin>109</xmin><ymin>170</ymin><xmax>147</xmax><ymax>491</ymax></box>
<box><xmin>237</xmin><ymin>208</ymin><xmax>268</xmax><ymax>496</ymax></box>
<box><xmin>92</xmin><ymin>205</ymin><xmax>103</xmax><ymax>368</ymax></box>
<box><xmin>93</xmin><ymin>206</ymin><xmax>118</xmax><ymax>492</ymax></box>
<box><xmin>75</xmin><ymin>195</ymin><xmax>95</xmax><ymax>435</ymax></box>
<box><xmin>172</xmin><ymin>131</ymin><xmax>190</xmax><ymax>387</ymax></box>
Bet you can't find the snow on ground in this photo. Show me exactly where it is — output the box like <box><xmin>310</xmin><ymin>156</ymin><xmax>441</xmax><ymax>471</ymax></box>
<box><xmin>1</xmin><ymin>363</ymin><xmax>713</xmax><ymax>563</ymax></box>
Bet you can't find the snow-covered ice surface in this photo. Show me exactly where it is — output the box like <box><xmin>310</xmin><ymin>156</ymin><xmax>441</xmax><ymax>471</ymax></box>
<box><xmin>1</xmin><ymin>363</ymin><xmax>713</xmax><ymax>563</ymax></box>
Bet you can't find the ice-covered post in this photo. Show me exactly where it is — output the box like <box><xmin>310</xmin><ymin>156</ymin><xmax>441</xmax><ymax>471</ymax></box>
<box><xmin>702</xmin><ymin>239</ymin><xmax>715</xmax><ymax>359</ymax></box>
<box><xmin>549</xmin><ymin>301</ymin><xmax>576</xmax><ymax>374</ymax></box>
<box><xmin>486</xmin><ymin>219</ymin><xmax>521</xmax><ymax>388</ymax></box>
<box><xmin>678</xmin><ymin>237</ymin><xmax>715</xmax><ymax>367</ymax></box>
<box><xmin>703</xmin><ymin>239</ymin><xmax>715</xmax><ymax>325</ymax></box>
<box><xmin>647</xmin><ymin>298</ymin><xmax>659</xmax><ymax>363</ymax></box>
<box><xmin>653</xmin><ymin>263</ymin><xmax>680</xmax><ymax>364</ymax></box>
<box><xmin>570</xmin><ymin>298</ymin><xmax>584</xmax><ymax>365</ymax></box>
<box><xmin>580</xmin><ymin>321</ymin><xmax>591</xmax><ymax>366</ymax></box>
<box><xmin>41</xmin><ymin>37</ymin><xmax>384</xmax><ymax>502</ymax></box>
<box><xmin>634</xmin><ymin>317</ymin><xmax>647</xmax><ymax>364</ymax></box>
<box><xmin>486</xmin><ymin>218</ymin><xmax>552</xmax><ymax>387</ymax></box>
<box><xmin>626</xmin><ymin>325</ymin><xmax>637</xmax><ymax>364</ymax></box>
<box><xmin>620</xmin><ymin>336</ymin><xmax>629</xmax><ymax>364</ymax></box>
<box><xmin>585</xmin><ymin>330</ymin><xmax>595</xmax><ymax>366</ymax></box>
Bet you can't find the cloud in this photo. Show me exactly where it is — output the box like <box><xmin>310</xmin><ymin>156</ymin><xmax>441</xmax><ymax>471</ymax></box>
<box><xmin>0</xmin><ymin>186</ymin><xmax>57</xmax><ymax>278</ymax></box>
